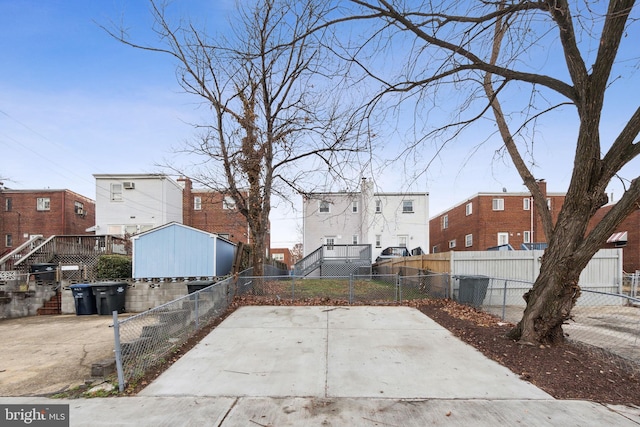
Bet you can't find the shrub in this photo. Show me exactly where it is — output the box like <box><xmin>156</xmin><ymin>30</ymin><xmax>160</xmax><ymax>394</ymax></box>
<box><xmin>97</xmin><ymin>255</ymin><xmax>132</xmax><ymax>279</ymax></box>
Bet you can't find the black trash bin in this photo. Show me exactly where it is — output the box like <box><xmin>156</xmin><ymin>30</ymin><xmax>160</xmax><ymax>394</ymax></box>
<box><xmin>69</xmin><ymin>284</ymin><xmax>97</xmax><ymax>315</ymax></box>
<box><xmin>93</xmin><ymin>282</ymin><xmax>127</xmax><ymax>315</ymax></box>
<box><xmin>457</xmin><ymin>275</ymin><xmax>490</xmax><ymax>308</ymax></box>
<box><xmin>186</xmin><ymin>280</ymin><xmax>216</xmax><ymax>294</ymax></box>
<box><xmin>30</xmin><ymin>263</ymin><xmax>57</xmax><ymax>281</ymax></box>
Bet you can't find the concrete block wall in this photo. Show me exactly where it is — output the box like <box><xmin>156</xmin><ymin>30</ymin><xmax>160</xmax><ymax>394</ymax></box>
<box><xmin>0</xmin><ymin>280</ymin><xmax>57</xmax><ymax>319</ymax></box>
<box><xmin>61</xmin><ymin>280</ymin><xmax>192</xmax><ymax>315</ymax></box>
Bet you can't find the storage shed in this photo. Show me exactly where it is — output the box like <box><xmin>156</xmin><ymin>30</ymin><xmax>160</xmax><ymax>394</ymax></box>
<box><xmin>131</xmin><ymin>222</ymin><xmax>236</xmax><ymax>279</ymax></box>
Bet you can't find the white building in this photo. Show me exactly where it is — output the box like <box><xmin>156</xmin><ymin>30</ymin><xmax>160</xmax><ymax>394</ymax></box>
<box><xmin>302</xmin><ymin>179</ymin><xmax>429</xmax><ymax>261</ymax></box>
<box><xmin>93</xmin><ymin>174</ymin><xmax>183</xmax><ymax>236</ymax></box>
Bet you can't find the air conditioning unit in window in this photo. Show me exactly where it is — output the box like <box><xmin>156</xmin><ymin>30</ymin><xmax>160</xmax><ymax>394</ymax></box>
<box><xmin>123</xmin><ymin>181</ymin><xmax>135</xmax><ymax>189</ymax></box>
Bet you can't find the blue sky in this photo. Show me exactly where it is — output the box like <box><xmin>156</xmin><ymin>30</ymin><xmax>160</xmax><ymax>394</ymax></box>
<box><xmin>1</xmin><ymin>1</ymin><xmax>638</xmax><ymax>248</ymax></box>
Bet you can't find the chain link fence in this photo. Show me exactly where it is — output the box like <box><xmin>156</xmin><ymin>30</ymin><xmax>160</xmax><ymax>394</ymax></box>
<box><xmin>233</xmin><ymin>272</ymin><xmax>450</xmax><ymax>303</ymax></box>
<box><xmin>113</xmin><ymin>278</ymin><xmax>234</xmax><ymax>390</ymax></box>
<box><xmin>113</xmin><ymin>266</ymin><xmax>640</xmax><ymax>389</ymax></box>
<box><xmin>473</xmin><ymin>277</ymin><xmax>640</xmax><ymax>371</ymax></box>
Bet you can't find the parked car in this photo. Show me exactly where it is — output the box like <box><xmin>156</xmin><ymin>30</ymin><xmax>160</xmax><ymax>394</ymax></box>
<box><xmin>375</xmin><ymin>246</ymin><xmax>410</xmax><ymax>262</ymax></box>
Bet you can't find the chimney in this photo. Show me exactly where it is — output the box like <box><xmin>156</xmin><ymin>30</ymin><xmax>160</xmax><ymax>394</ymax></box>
<box><xmin>536</xmin><ymin>179</ymin><xmax>547</xmax><ymax>199</ymax></box>
<box><xmin>177</xmin><ymin>177</ymin><xmax>193</xmax><ymax>226</ymax></box>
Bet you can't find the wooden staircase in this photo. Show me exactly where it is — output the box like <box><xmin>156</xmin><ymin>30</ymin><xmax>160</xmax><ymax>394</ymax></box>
<box><xmin>37</xmin><ymin>292</ymin><xmax>61</xmax><ymax>315</ymax></box>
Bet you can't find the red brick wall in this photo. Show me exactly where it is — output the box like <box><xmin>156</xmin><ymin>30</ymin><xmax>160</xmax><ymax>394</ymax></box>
<box><xmin>0</xmin><ymin>189</ymin><xmax>95</xmax><ymax>251</ymax></box>
<box><xmin>590</xmin><ymin>203</ymin><xmax>640</xmax><ymax>273</ymax></box>
<box><xmin>271</xmin><ymin>247</ymin><xmax>293</xmax><ymax>269</ymax></box>
<box><xmin>178</xmin><ymin>177</ymin><xmax>250</xmax><ymax>244</ymax></box>
<box><xmin>430</xmin><ymin>191</ymin><xmax>565</xmax><ymax>253</ymax></box>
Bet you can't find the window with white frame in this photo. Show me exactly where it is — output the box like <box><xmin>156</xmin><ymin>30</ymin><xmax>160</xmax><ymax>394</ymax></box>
<box><xmin>375</xmin><ymin>235</ymin><xmax>381</xmax><ymax>248</ymax></box>
<box><xmin>523</xmin><ymin>230</ymin><xmax>531</xmax><ymax>243</ymax></box>
<box><xmin>36</xmin><ymin>197</ymin><xmax>50</xmax><ymax>211</ymax></box>
<box><xmin>194</xmin><ymin>196</ymin><xmax>202</xmax><ymax>210</ymax></box>
<box><xmin>110</xmin><ymin>183</ymin><xmax>123</xmax><ymax>201</ymax></box>
<box><xmin>442</xmin><ymin>214</ymin><xmax>449</xmax><ymax>229</ymax></box>
<box><xmin>218</xmin><ymin>233</ymin><xmax>230</xmax><ymax>240</ymax></box>
<box><xmin>432</xmin><ymin>245</ymin><xmax>439</xmax><ymax>253</ymax></box>
<box><xmin>74</xmin><ymin>201</ymin><xmax>84</xmax><ymax>215</ymax></box>
<box><xmin>352</xmin><ymin>200</ymin><xmax>358</xmax><ymax>213</ymax></box>
<box><xmin>325</xmin><ymin>236</ymin><xmax>335</xmax><ymax>249</ymax></box>
<box><xmin>398</xmin><ymin>235</ymin><xmax>408</xmax><ymax>247</ymax></box>
<box><xmin>319</xmin><ymin>200</ymin><xmax>330</xmax><ymax>213</ymax></box>
<box><xmin>492</xmin><ymin>198</ymin><xmax>504</xmax><ymax>211</ymax></box>
<box><xmin>352</xmin><ymin>235</ymin><xmax>358</xmax><ymax>244</ymax></box>
<box><xmin>465</xmin><ymin>234</ymin><xmax>473</xmax><ymax>247</ymax></box>
<box><xmin>5</xmin><ymin>198</ymin><xmax>12</xmax><ymax>212</ymax></box>
<box><xmin>448</xmin><ymin>239</ymin><xmax>456</xmax><ymax>249</ymax></box>
<box><xmin>523</xmin><ymin>198</ymin><xmax>531</xmax><ymax>210</ymax></box>
<box><xmin>498</xmin><ymin>232</ymin><xmax>509</xmax><ymax>246</ymax></box>
<box><xmin>402</xmin><ymin>200</ymin><xmax>414</xmax><ymax>213</ymax></box>
<box><xmin>5</xmin><ymin>234</ymin><xmax>12</xmax><ymax>247</ymax></box>
<box><xmin>223</xmin><ymin>196</ymin><xmax>236</xmax><ymax>210</ymax></box>
<box><xmin>375</xmin><ymin>200</ymin><xmax>382</xmax><ymax>213</ymax></box>
<box><xmin>466</xmin><ymin>202</ymin><xmax>472</xmax><ymax>216</ymax></box>
<box><xmin>272</xmin><ymin>253</ymin><xmax>285</xmax><ymax>261</ymax></box>
<box><xmin>546</xmin><ymin>198</ymin><xmax>552</xmax><ymax>209</ymax></box>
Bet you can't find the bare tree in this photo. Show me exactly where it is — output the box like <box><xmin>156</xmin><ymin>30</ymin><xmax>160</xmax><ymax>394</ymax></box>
<box><xmin>106</xmin><ymin>0</ymin><xmax>370</xmax><ymax>275</ymax></box>
<box><xmin>331</xmin><ymin>0</ymin><xmax>640</xmax><ymax>344</ymax></box>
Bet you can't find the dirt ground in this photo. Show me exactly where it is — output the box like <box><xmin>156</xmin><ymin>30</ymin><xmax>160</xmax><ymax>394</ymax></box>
<box><xmin>0</xmin><ymin>314</ymin><xmax>119</xmax><ymax>397</ymax></box>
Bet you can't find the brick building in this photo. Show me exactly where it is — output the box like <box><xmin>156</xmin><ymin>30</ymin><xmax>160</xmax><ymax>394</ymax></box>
<box><xmin>589</xmin><ymin>202</ymin><xmax>640</xmax><ymax>273</ymax></box>
<box><xmin>178</xmin><ymin>177</ymin><xmax>250</xmax><ymax>244</ymax></box>
<box><xmin>429</xmin><ymin>180</ymin><xmax>565</xmax><ymax>253</ymax></box>
<box><xmin>271</xmin><ymin>247</ymin><xmax>294</xmax><ymax>270</ymax></box>
<box><xmin>0</xmin><ymin>187</ymin><xmax>95</xmax><ymax>256</ymax></box>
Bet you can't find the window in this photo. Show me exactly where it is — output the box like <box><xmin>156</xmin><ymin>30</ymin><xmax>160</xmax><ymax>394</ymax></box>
<box><xmin>523</xmin><ymin>230</ymin><xmax>531</xmax><ymax>244</ymax></box>
<box><xmin>432</xmin><ymin>245</ymin><xmax>439</xmax><ymax>253</ymax></box>
<box><xmin>194</xmin><ymin>196</ymin><xmax>202</xmax><ymax>211</ymax></box>
<box><xmin>5</xmin><ymin>234</ymin><xmax>12</xmax><ymax>247</ymax></box>
<box><xmin>375</xmin><ymin>235</ymin><xmax>381</xmax><ymax>248</ymax></box>
<box><xmin>442</xmin><ymin>215</ymin><xmax>449</xmax><ymax>229</ymax></box>
<box><xmin>465</xmin><ymin>202</ymin><xmax>472</xmax><ymax>216</ymax></box>
<box><xmin>36</xmin><ymin>197</ymin><xmax>50</xmax><ymax>211</ymax></box>
<box><xmin>272</xmin><ymin>253</ymin><xmax>285</xmax><ymax>261</ymax></box>
<box><xmin>107</xmin><ymin>225</ymin><xmax>123</xmax><ymax>235</ymax></box>
<box><xmin>398</xmin><ymin>235</ymin><xmax>408</xmax><ymax>247</ymax></box>
<box><xmin>74</xmin><ymin>201</ymin><xmax>84</xmax><ymax>215</ymax></box>
<box><xmin>319</xmin><ymin>200</ymin><xmax>330</xmax><ymax>213</ymax></box>
<box><xmin>448</xmin><ymin>239</ymin><xmax>456</xmax><ymax>249</ymax></box>
<box><xmin>402</xmin><ymin>200</ymin><xmax>414</xmax><ymax>213</ymax></box>
<box><xmin>110</xmin><ymin>183</ymin><xmax>123</xmax><ymax>201</ymax></box>
<box><xmin>352</xmin><ymin>200</ymin><xmax>358</xmax><ymax>213</ymax></box>
<box><xmin>5</xmin><ymin>198</ymin><xmax>11</xmax><ymax>211</ymax></box>
<box><xmin>465</xmin><ymin>234</ymin><xmax>473</xmax><ymax>247</ymax></box>
<box><xmin>498</xmin><ymin>232</ymin><xmax>509</xmax><ymax>246</ymax></box>
<box><xmin>375</xmin><ymin>200</ymin><xmax>382</xmax><ymax>213</ymax></box>
<box><xmin>352</xmin><ymin>235</ymin><xmax>359</xmax><ymax>244</ymax></box>
<box><xmin>218</xmin><ymin>233</ymin><xmax>230</xmax><ymax>240</ymax></box>
<box><xmin>492</xmin><ymin>198</ymin><xmax>504</xmax><ymax>211</ymax></box>
<box><xmin>546</xmin><ymin>198</ymin><xmax>552</xmax><ymax>210</ymax></box>
<box><xmin>223</xmin><ymin>196</ymin><xmax>236</xmax><ymax>210</ymax></box>
<box><xmin>325</xmin><ymin>236</ymin><xmax>335</xmax><ymax>250</ymax></box>
<box><xmin>523</xmin><ymin>198</ymin><xmax>531</xmax><ymax>210</ymax></box>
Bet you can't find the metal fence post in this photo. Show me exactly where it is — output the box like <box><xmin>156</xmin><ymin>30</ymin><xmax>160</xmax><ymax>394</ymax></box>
<box><xmin>112</xmin><ymin>311</ymin><xmax>125</xmax><ymax>393</ymax></box>
<box><xmin>349</xmin><ymin>274</ymin><xmax>353</xmax><ymax>304</ymax></box>
<box><xmin>502</xmin><ymin>280</ymin><xmax>508</xmax><ymax>321</ymax></box>
<box><xmin>194</xmin><ymin>292</ymin><xmax>199</xmax><ymax>331</ymax></box>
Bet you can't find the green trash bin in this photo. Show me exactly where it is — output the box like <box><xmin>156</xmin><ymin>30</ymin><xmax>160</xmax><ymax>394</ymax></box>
<box><xmin>93</xmin><ymin>282</ymin><xmax>127</xmax><ymax>315</ymax></box>
<box><xmin>457</xmin><ymin>275</ymin><xmax>490</xmax><ymax>308</ymax></box>
<box><xmin>69</xmin><ymin>284</ymin><xmax>97</xmax><ymax>315</ymax></box>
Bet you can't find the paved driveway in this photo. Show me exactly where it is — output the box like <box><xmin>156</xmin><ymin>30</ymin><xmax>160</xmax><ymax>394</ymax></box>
<box><xmin>0</xmin><ymin>314</ymin><xmax>117</xmax><ymax>396</ymax></box>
